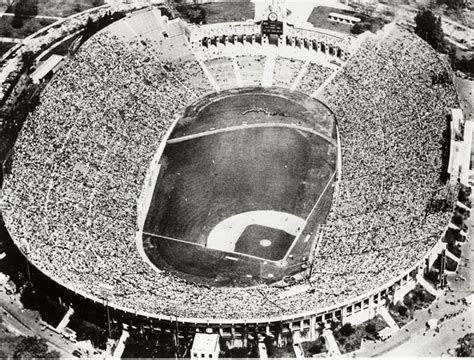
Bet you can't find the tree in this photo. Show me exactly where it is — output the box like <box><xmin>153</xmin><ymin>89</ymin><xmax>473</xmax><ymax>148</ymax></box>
<box><xmin>414</xmin><ymin>9</ymin><xmax>447</xmax><ymax>52</ymax></box>
<box><xmin>4</xmin><ymin>0</ymin><xmax>16</xmax><ymax>10</ymax></box>
<box><xmin>12</xmin><ymin>14</ymin><xmax>23</xmax><ymax>28</ymax></box>
<box><xmin>452</xmin><ymin>213</ymin><xmax>464</xmax><ymax>227</ymax></box>
<box><xmin>175</xmin><ymin>4</ymin><xmax>207</xmax><ymax>25</ymax></box>
<box><xmin>356</xmin><ymin>4</ymin><xmax>376</xmax><ymax>17</ymax></box>
<box><xmin>44</xmin><ymin>350</ymin><xmax>61</xmax><ymax>359</ymax></box>
<box><xmin>365</xmin><ymin>322</ymin><xmax>377</xmax><ymax>335</ymax></box>
<box><xmin>14</xmin><ymin>0</ymin><xmax>38</xmax><ymax>16</ymax></box>
<box><xmin>445</xmin><ymin>0</ymin><xmax>466</xmax><ymax>10</ymax></box>
<box><xmin>21</xmin><ymin>50</ymin><xmax>35</xmax><ymax>69</ymax></box>
<box><xmin>351</xmin><ymin>16</ymin><xmax>385</xmax><ymax>35</ymax></box>
<box><xmin>14</xmin><ymin>337</ymin><xmax>50</xmax><ymax>359</ymax></box>
<box><xmin>309</xmin><ymin>344</ymin><xmax>322</xmax><ymax>354</ymax></box>
<box><xmin>340</xmin><ymin>323</ymin><xmax>355</xmax><ymax>337</ymax></box>
<box><xmin>398</xmin><ymin>305</ymin><xmax>408</xmax><ymax>316</ymax></box>
<box><xmin>351</xmin><ymin>22</ymin><xmax>370</xmax><ymax>35</ymax></box>
<box><xmin>456</xmin><ymin>333</ymin><xmax>474</xmax><ymax>357</ymax></box>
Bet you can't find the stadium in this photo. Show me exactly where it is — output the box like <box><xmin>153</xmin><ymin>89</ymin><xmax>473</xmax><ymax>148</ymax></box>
<box><xmin>0</xmin><ymin>0</ymin><xmax>469</xmax><ymax>351</ymax></box>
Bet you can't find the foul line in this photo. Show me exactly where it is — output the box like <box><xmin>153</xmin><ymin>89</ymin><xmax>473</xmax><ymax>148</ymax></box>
<box><xmin>142</xmin><ymin>232</ymin><xmax>205</xmax><ymax>248</ymax></box>
<box><xmin>142</xmin><ymin>231</ymin><xmax>284</xmax><ymax>264</ymax></box>
<box><xmin>281</xmin><ymin>171</ymin><xmax>337</xmax><ymax>261</ymax></box>
<box><xmin>167</xmin><ymin>123</ymin><xmax>336</xmax><ymax>146</ymax></box>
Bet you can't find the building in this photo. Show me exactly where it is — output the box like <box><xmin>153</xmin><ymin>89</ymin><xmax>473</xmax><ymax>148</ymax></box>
<box><xmin>30</xmin><ymin>54</ymin><xmax>65</xmax><ymax>84</ymax></box>
<box><xmin>191</xmin><ymin>333</ymin><xmax>220</xmax><ymax>360</ymax></box>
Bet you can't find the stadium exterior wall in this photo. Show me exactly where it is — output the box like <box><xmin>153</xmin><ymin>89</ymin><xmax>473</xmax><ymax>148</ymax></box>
<box><xmin>188</xmin><ymin>21</ymin><xmax>357</xmax><ymax>63</ymax></box>
<box><xmin>11</xmin><ymin>225</ymin><xmax>447</xmax><ymax>345</ymax></box>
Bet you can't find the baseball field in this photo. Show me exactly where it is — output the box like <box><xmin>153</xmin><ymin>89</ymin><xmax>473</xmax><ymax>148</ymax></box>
<box><xmin>142</xmin><ymin>89</ymin><xmax>337</xmax><ymax>287</ymax></box>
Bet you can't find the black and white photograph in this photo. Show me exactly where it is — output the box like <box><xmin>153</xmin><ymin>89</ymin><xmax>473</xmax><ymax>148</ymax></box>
<box><xmin>0</xmin><ymin>0</ymin><xmax>472</xmax><ymax>358</ymax></box>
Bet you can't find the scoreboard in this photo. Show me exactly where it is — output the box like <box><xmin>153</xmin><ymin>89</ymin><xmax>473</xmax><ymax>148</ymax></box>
<box><xmin>261</xmin><ymin>12</ymin><xmax>283</xmax><ymax>36</ymax></box>
<box><xmin>261</xmin><ymin>20</ymin><xmax>283</xmax><ymax>35</ymax></box>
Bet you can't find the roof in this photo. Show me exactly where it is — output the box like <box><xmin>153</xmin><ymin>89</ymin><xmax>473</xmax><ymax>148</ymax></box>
<box><xmin>328</xmin><ymin>13</ymin><xmax>361</xmax><ymax>22</ymax></box>
<box><xmin>31</xmin><ymin>54</ymin><xmax>64</xmax><ymax>81</ymax></box>
<box><xmin>452</xmin><ymin>108</ymin><xmax>464</xmax><ymax>121</ymax></box>
<box><xmin>192</xmin><ymin>333</ymin><xmax>220</xmax><ymax>353</ymax></box>
<box><xmin>167</xmin><ymin>19</ymin><xmax>184</xmax><ymax>37</ymax></box>
<box><xmin>0</xmin><ymin>58</ymin><xmax>20</xmax><ymax>83</ymax></box>
<box><xmin>466</xmin><ymin>293</ymin><xmax>474</xmax><ymax>306</ymax></box>
<box><xmin>378</xmin><ymin>327</ymin><xmax>393</xmax><ymax>338</ymax></box>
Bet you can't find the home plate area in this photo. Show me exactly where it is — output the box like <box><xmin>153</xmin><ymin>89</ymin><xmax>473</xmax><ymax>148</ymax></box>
<box><xmin>207</xmin><ymin>210</ymin><xmax>306</xmax><ymax>262</ymax></box>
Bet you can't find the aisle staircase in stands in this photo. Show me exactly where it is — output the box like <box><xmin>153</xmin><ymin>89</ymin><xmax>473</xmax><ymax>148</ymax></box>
<box><xmin>290</xmin><ymin>60</ymin><xmax>309</xmax><ymax>91</ymax></box>
<box><xmin>197</xmin><ymin>60</ymin><xmax>220</xmax><ymax>92</ymax></box>
<box><xmin>262</xmin><ymin>52</ymin><xmax>276</xmax><ymax>87</ymax></box>
<box><xmin>232</xmin><ymin>58</ymin><xmax>244</xmax><ymax>87</ymax></box>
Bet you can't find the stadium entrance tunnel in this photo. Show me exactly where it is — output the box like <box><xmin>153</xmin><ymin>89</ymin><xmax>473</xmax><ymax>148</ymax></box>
<box><xmin>140</xmin><ymin>87</ymin><xmax>338</xmax><ymax>287</ymax></box>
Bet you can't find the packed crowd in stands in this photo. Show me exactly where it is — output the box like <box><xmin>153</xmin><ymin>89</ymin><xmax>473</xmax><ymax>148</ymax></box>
<box><xmin>296</xmin><ymin>63</ymin><xmax>334</xmax><ymax>94</ymax></box>
<box><xmin>2</xmin><ymin>21</ymin><xmax>460</xmax><ymax>320</ymax></box>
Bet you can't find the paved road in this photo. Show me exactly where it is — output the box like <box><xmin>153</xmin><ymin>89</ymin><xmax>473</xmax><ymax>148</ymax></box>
<box><xmin>0</xmin><ymin>13</ymin><xmax>62</xmax><ymax>21</ymax></box>
<box><xmin>0</xmin><ymin>37</ymin><xmax>22</xmax><ymax>43</ymax></box>
<box><xmin>383</xmin><ymin>308</ymin><xmax>473</xmax><ymax>357</ymax></box>
<box><xmin>0</xmin><ymin>291</ymin><xmax>76</xmax><ymax>357</ymax></box>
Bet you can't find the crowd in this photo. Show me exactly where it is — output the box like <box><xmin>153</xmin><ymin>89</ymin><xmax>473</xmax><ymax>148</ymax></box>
<box><xmin>317</xmin><ymin>24</ymin><xmax>459</xmax><ymax>303</ymax></box>
<box><xmin>1</xmin><ymin>22</ymin><xmax>460</xmax><ymax>320</ymax></box>
<box><xmin>296</xmin><ymin>63</ymin><xmax>334</xmax><ymax>95</ymax></box>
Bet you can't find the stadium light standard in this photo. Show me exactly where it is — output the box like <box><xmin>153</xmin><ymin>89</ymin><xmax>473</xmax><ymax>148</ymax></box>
<box><xmin>106</xmin><ymin>298</ymin><xmax>111</xmax><ymax>339</ymax></box>
<box><xmin>98</xmin><ymin>284</ymin><xmax>114</xmax><ymax>339</ymax></box>
<box><xmin>19</xmin><ymin>238</ymin><xmax>32</xmax><ymax>284</ymax></box>
<box><xmin>170</xmin><ymin>314</ymin><xmax>179</xmax><ymax>359</ymax></box>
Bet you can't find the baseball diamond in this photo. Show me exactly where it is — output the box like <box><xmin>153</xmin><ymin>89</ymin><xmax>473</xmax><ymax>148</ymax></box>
<box><xmin>141</xmin><ymin>89</ymin><xmax>337</xmax><ymax>286</ymax></box>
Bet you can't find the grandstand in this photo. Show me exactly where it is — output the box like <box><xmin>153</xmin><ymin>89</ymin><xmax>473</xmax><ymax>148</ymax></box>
<box><xmin>203</xmin><ymin>57</ymin><xmax>238</xmax><ymax>89</ymax></box>
<box><xmin>272</xmin><ymin>56</ymin><xmax>304</xmax><ymax>88</ymax></box>
<box><xmin>236</xmin><ymin>55</ymin><xmax>266</xmax><ymax>86</ymax></box>
<box><xmin>0</xmin><ymin>1</ymin><xmax>465</xmax><ymax>348</ymax></box>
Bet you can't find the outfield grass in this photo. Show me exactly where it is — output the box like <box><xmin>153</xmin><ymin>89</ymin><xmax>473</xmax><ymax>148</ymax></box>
<box><xmin>173</xmin><ymin>88</ymin><xmax>335</xmax><ymax>140</ymax></box>
<box><xmin>146</xmin><ymin>127</ymin><xmax>333</xmax><ymax>239</ymax></box>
